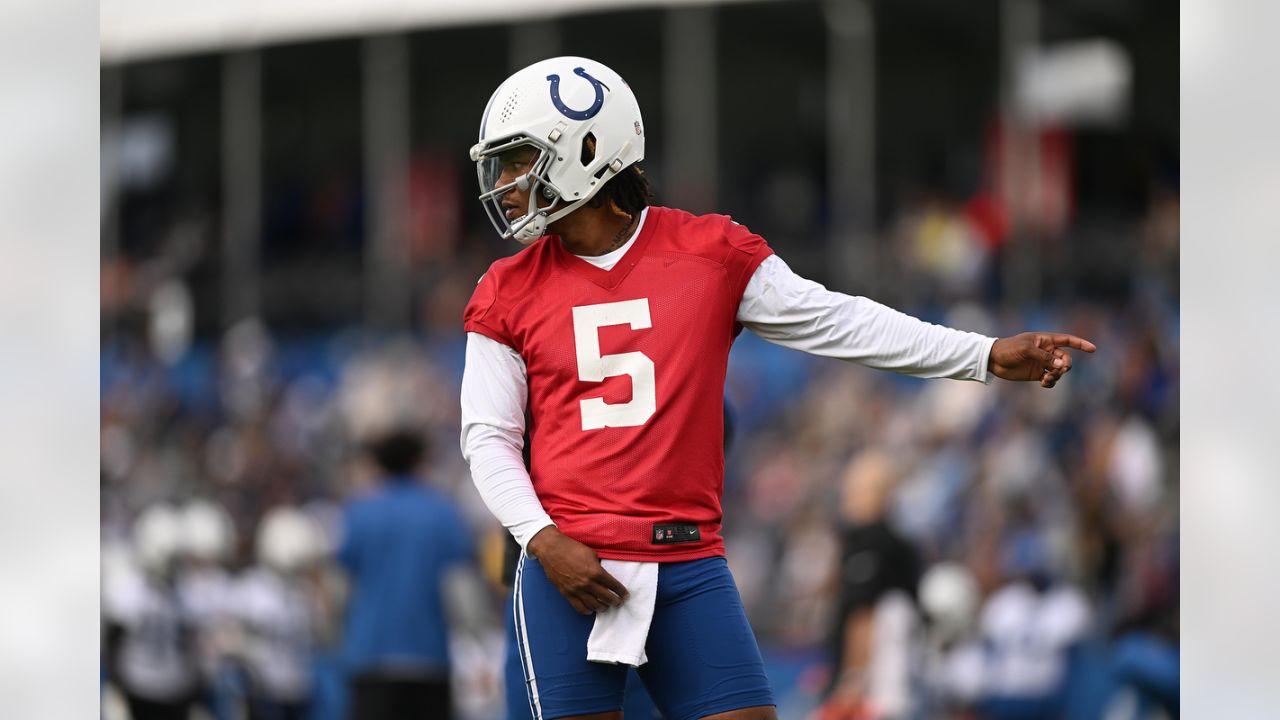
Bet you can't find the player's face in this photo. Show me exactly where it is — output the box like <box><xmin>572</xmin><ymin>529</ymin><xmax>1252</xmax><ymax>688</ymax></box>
<box><xmin>493</xmin><ymin>145</ymin><xmax>550</xmax><ymax>220</ymax></box>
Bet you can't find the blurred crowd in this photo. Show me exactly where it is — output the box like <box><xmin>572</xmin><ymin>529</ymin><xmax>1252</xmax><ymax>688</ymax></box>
<box><xmin>101</xmin><ymin>181</ymin><xmax>1178</xmax><ymax>720</ymax></box>
<box><xmin>100</xmin><ymin>326</ymin><xmax>508</xmax><ymax>720</ymax></box>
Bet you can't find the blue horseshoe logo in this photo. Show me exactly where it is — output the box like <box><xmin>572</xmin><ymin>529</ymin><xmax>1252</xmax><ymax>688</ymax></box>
<box><xmin>546</xmin><ymin>67</ymin><xmax>606</xmax><ymax>121</ymax></box>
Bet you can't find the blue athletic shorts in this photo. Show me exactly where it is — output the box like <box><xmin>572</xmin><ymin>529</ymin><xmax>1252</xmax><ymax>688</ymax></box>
<box><xmin>504</xmin><ymin>593</ymin><xmax>659</xmax><ymax>720</ymax></box>
<box><xmin>511</xmin><ymin>554</ymin><xmax>774</xmax><ymax>720</ymax></box>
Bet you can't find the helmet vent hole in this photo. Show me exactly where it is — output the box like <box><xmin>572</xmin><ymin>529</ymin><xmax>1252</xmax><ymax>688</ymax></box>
<box><xmin>580</xmin><ymin>133</ymin><xmax>597</xmax><ymax>166</ymax></box>
<box><xmin>500</xmin><ymin>89</ymin><xmax>521</xmax><ymax>122</ymax></box>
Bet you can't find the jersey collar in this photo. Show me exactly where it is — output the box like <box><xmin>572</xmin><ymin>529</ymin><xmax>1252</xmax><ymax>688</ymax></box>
<box><xmin>571</xmin><ymin>206</ymin><xmax>649</xmax><ymax>271</ymax></box>
<box><xmin>550</xmin><ymin>206</ymin><xmax>660</xmax><ymax>290</ymax></box>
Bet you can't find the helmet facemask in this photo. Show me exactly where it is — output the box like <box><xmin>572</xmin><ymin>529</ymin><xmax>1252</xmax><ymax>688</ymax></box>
<box><xmin>474</xmin><ymin>135</ymin><xmax>568</xmax><ymax>245</ymax></box>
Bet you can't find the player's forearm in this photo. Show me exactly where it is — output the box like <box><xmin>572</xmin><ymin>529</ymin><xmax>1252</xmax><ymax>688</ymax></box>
<box><xmin>466</xmin><ymin>435</ymin><xmax>556</xmax><ymax>549</ymax></box>
<box><xmin>820</xmin><ymin>296</ymin><xmax>995</xmax><ymax>381</ymax></box>
<box><xmin>461</xmin><ymin>407</ymin><xmax>555</xmax><ymax>549</ymax></box>
<box><xmin>461</xmin><ymin>331</ymin><xmax>555</xmax><ymax>548</ymax></box>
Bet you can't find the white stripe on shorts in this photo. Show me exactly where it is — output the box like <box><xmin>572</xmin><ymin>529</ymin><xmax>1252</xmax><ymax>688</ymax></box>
<box><xmin>514</xmin><ymin>551</ymin><xmax>543</xmax><ymax>719</ymax></box>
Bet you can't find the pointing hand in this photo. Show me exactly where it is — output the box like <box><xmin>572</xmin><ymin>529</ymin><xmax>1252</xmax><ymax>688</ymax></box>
<box><xmin>988</xmin><ymin>332</ymin><xmax>1097</xmax><ymax>388</ymax></box>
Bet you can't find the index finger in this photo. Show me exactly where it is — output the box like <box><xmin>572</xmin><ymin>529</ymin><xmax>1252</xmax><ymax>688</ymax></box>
<box><xmin>594</xmin><ymin>568</ymin><xmax>630</xmax><ymax>602</ymax></box>
<box><xmin>1049</xmin><ymin>334</ymin><xmax>1096</xmax><ymax>353</ymax></box>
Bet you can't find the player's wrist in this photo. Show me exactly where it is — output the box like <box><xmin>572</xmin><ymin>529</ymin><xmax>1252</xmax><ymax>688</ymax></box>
<box><xmin>525</xmin><ymin>524</ymin><xmax>562</xmax><ymax>558</ymax></box>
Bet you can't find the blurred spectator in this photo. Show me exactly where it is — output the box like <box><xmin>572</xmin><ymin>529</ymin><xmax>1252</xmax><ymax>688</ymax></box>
<box><xmin>336</xmin><ymin>429</ymin><xmax>476</xmax><ymax>720</ymax></box>
<box><xmin>819</xmin><ymin>450</ymin><xmax>921</xmax><ymax>719</ymax></box>
<box><xmin>891</xmin><ymin>192</ymin><xmax>993</xmax><ymax>306</ymax></box>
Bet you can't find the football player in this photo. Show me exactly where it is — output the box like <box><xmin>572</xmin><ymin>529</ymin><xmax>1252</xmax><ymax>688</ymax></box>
<box><xmin>234</xmin><ymin>505</ymin><xmax>328</xmax><ymax>720</ymax></box>
<box><xmin>175</xmin><ymin>499</ymin><xmax>240</xmax><ymax>717</ymax></box>
<box><xmin>460</xmin><ymin>56</ymin><xmax>1095</xmax><ymax>720</ymax></box>
<box><xmin>103</xmin><ymin>504</ymin><xmax>201</xmax><ymax>720</ymax></box>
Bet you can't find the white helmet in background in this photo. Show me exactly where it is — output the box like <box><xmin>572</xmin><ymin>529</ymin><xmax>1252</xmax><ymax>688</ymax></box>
<box><xmin>181</xmin><ymin>499</ymin><xmax>236</xmax><ymax>564</ymax></box>
<box><xmin>256</xmin><ymin>507</ymin><xmax>323</xmax><ymax>574</ymax></box>
<box><xmin>920</xmin><ymin>562</ymin><xmax>980</xmax><ymax>642</ymax></box>
<box><xmin>470</xmin><ymin>56</ymin><xmax>646</xmax><ymax>244</ymax></box>
<box><xmin>133</xmin><ymin>504</ymin><xmax>183</xmax><ymax>576</ymax></box>
<box><xmin>1033</xmin><ymin>585</ymin><xmax>1092</xmax><ymax>648</ymax></box>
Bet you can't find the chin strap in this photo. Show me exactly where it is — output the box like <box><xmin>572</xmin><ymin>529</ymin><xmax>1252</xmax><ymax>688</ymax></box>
<box><xmin>513</xmin><ymin>214</ymin><xmax>547</xmax><ymax>244</ymax></box>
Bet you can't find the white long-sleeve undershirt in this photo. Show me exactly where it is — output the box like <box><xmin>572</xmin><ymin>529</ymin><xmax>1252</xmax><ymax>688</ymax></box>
<box><xmin>737</xmin><ymin>255</ymin><xmax>996</xmax><ymax>381</ymax></box>
<box><xmin>460</xmin><ymin>250</ymin><xmax>996</xmax><ymax>549</ymax></box>
<box><xmin>459</xmin><ymin>333</ymin><xmax>553</xmax><ymax>548</ymax></box>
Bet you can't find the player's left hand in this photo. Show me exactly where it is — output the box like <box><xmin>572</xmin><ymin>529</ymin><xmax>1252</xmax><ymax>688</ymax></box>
<box><xmin>988</xmin><ymin>332</ymin><xmax>1097</xmax><ymax>388</ymax></box>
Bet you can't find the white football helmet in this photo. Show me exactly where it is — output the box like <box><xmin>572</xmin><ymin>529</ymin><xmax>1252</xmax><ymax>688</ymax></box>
<box><xmin>920</xmin><ymin>562</ymin><xmax>979</xmax><ymax>642</ymax></box>
<box><xmin>256</xmin><ymin>506</ymin><xmax>323</xmax><ymax>574</ymax></box>
<box><xmin>470</xmin><ymin>56</ymin><xmax>646</xmax><ymax>244</ymax></box>
<box><xmin>181</xmin><ymin>499</ymin><xmax>236</xmax><ymax>564</ymax></box>
<box><xmin>133</xmin><ymin>503</ymin><xmax>183</xmax><ymax>576</ymax></box>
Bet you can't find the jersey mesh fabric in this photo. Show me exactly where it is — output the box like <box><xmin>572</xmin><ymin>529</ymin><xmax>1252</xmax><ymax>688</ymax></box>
<box><xmin>464</xmin><ymin>207</ymin><xmax>772</xmax><ymax>561</ymax></box>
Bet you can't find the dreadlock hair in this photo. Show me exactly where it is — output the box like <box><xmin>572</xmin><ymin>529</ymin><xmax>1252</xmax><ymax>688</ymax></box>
<box><xmin>587</xmin><ymin>163</ymin><xmax>655</xmax><ymax>215</ymax></box>
<box><xmin>573</xmin><ymin>134</ymin><xmax>654</xmax><ymax>215</ymax></box>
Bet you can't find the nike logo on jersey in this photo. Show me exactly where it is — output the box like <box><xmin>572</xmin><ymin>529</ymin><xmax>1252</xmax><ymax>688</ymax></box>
<box><xmin>652</xmin><ymin>523</ymin><xmax>701</xmax><ymax>544</ymax></box>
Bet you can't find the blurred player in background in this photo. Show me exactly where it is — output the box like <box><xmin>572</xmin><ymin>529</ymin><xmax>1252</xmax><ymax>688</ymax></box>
<box><xmin>916</xmin><ymin>563</ymin><xmax>981</xmax><ymax>718</ymax></box>
<box><xmin>461</xmin><ymin>56</ymin><xmax>1096</xmax><ymax>720</ymax></box>
<box><xmin>236</xmin><ymin>505</ymin><xmax>328</xmax><ymax>720</ymax></box>
<box><xmin>175</xmin><ymin>500</ymin><xmax>240</xmax><ymax>719</ymax></box>
<box><xmin>337</xmin><ymin>428</ymin><xmax>476</xmax><ymax>720</ymax></box>
<box><xmin>103</xmin><ymin>504</ymin><xmax>201</xmax><ymax>720</ymax></box>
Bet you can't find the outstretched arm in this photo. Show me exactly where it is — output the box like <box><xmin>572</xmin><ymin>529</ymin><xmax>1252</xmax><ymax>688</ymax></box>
<box><xmin>737</xmin><ymin>256</ymin><xmax>1094</xmax><ymax>387</ymax></box>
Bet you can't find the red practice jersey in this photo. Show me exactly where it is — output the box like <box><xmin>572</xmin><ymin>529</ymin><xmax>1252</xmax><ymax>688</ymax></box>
<box><xmin>463</xmin><ymin>206</ymin><xmax>773</xmax><ymax>562</ymax></box>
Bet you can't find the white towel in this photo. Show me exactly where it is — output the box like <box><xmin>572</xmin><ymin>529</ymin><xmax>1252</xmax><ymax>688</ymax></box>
<box><xmin>586</xmin><ymin>560</ymin><xmax>658</xmax><ymax>667</ymax></box>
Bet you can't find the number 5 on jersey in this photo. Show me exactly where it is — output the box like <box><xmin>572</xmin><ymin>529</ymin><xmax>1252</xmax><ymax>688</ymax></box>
<box><xmin>571</xmin><ymin>298</ymin><xmax>656</xmax><ymax>430</ymax></box>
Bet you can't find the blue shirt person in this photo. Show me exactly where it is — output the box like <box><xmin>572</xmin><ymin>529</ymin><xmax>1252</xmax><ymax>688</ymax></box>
<box><xmin>337</xmin><ymin>429</ymin><xmax>475</xmax><ymax>720</ymax></box>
